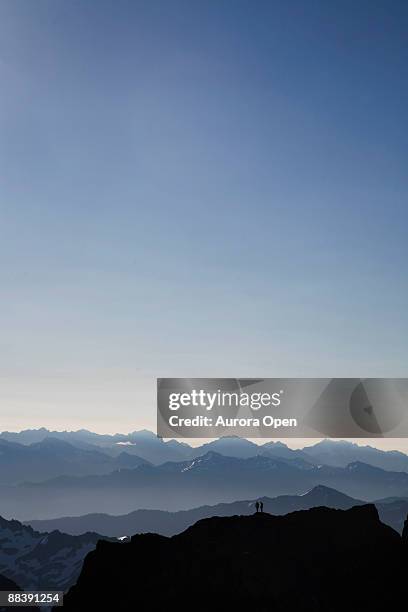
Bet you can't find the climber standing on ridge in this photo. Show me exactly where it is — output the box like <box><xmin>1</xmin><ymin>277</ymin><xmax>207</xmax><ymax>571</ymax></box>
<box><xmin>255</xmin><ymin>501</ymin><xmax>259</xmax><ymax>513</ymax></box>
<box><xmin>260</xmin><ymin>501</ymin><xmax>264</xmax><ymax>513</ymax></box>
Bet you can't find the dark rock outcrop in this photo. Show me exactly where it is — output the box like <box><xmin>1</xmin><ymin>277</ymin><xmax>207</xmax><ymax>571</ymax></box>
<box><xmin>62</xmin><ymin>505</ymin><xmax>407</xmax><ymax>611</ymax></box>
<box><xmin>403</xmin><ymin>514</ymin><xmax>408</xmax><ymax>541</ymax></box>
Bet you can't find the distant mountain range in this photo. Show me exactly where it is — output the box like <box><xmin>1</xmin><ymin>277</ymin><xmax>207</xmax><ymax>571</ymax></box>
<box><xmin>0</xmin><ymin>429</ymin><xmax>407</xmax><ymax>520</ymax></box>
<box><xmin>27</xmin><ymin>484</ymin><xmax>408</xmax><ymax>536</ymax></box>
<box><xmin>0</xmin><ymin>514</ymin><xmax>109</xmax><ymax>592</ymax></box>
<box><xmin>0</xmin><ymin>429</ymin><xmax>190</xmax><ymax>465</ymax></box>
<box><xmin>301</xmin><ymin>439</ymin><xmax>408</xmax><ymax>471</ymax></box>
<box><xmin>61</xmin><ymin>505</ymin><xmax>408</xmax><ymax>611</ymax></box>
<box><xmin>1</xmin><ymin>428</ymin><xmax>407</xmax><ymax>606</ymax></box>
<box><xmin>0</xmin><ymin>437</ymin><xmax>148</xmax><ymax>484</ymax></box>
<box><xmin>2</xmin><ymin>429</ymin><xmax>408</xmax><ymax>472</ymax></box>
<box><xmin>2</xmin><ymin>450</ymin><xmax>408</xmax><ymax>520</ymax></box>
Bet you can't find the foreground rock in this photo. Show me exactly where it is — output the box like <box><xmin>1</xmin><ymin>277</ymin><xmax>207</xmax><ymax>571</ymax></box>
<box><xmin>62</xmin><ymin>505</ymin><xmax>407</xmax><ymax>611</ymax></box>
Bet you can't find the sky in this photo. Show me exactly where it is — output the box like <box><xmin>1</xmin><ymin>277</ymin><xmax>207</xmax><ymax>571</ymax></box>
<box><xmin>0</xmin><ymin>1</ymin><xmax>407</xmax><ymax>449</ymax></box>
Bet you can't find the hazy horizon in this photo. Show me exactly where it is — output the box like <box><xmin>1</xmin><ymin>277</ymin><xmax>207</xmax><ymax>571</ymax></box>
<box><xmin>1</xmin><ymin>425</ymin><xmax>408</xmax><ymax>454</ymax></box>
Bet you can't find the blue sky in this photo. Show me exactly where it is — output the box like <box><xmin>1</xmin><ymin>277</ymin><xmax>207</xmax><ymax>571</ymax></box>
<box><xmin>0</xmin><ymin>1</ymin><xmax>407</xmax><ymax>444</ymax></box>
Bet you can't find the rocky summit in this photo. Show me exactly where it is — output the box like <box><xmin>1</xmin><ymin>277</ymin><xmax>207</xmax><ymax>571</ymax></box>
<box><xmin>62</xmin><ymin>504</ymin><xmax>407</xmax><ymax>611</ymax></box>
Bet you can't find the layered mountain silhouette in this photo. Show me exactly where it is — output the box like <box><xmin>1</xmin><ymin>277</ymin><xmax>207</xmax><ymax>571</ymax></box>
<box><xmin>0</xmin><ymin>437</ymin><xmax>148</xmax><ymax>485</ymax></box>
<box><xmin>302</xmin><ymin>439</ymin><xmax>408</xmax><ymax>471</ymax></box>
<box><xmin>0</xmin><ymin>429</ymin><xmax>190</xmax><ymax>465</ymax></box>
<box><xmin>3</xmin><ymin>451</ymin><xmax>408</xmax><ymax>520</ymax></box>
<box><xmin>27</xmin><ymin>485</ymin><xmax>408</xmax><ymax>537</ymax></box>
<box><xmin>0</xmin><ymin>515</ymin><xmax>108</xmax><ymax>592</ymax></box>
<box><xmin>61</xmin><ymin>505</ymin><xmax>407</xmax><ymax>611</ymax></box>
<box><xmin>25</xmin><ymin>485</ymin><xmax>364</xmax><ymax>536</ymax></box>
<box><xmin>0</xmin><ymin>428</ymin><xmax>407</xmax><ymax>607</ymax></box>
<box><xmin>2</xmin><ymin>429</ymin><xmax>408</xmax><ymax>471</ymax></box>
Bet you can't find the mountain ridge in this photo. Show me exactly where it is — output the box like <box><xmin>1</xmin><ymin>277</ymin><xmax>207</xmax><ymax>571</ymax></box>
<box><xmin>2</xmin><ymin>429</ymin><xmax>408</xmax><ymax>471</ymax></box>
<box><xmin>3</xmin><ymin>451</ymin><xmax>408</xmax><ymax>520</ymax></box>
<box><xmin>0</xmin><ymin>514</ymin><xmax>109</xmax><ymax>592</ymax></box>
<box><xmin>26</xmin><ymin>484</ymin><xmax>408</xmax><ymax>536</ymax></box>
<box><xmin>61</xmin><ymin>505</ymin><xmax>408</xmax><ymax>611</ymax></box>
<box><xmin>0</xmin><ymin>436</ymin><xmax>149</xmax><ymax>484</ymax></box>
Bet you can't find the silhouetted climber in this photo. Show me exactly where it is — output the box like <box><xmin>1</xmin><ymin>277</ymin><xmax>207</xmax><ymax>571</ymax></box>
<box><xmin>403</xmin><ymin>514</ymin><xmax>408</xmax><ymax>542</ymax></box>
<box><xmin>255</xmin><ymin>501</ymin><xmax>259</xmax><ymax>513</ymax></box>
<box><xmin>260</xmin><ymin>501</ymin><xmax>264</xmax><ymax>513</ymax></box>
